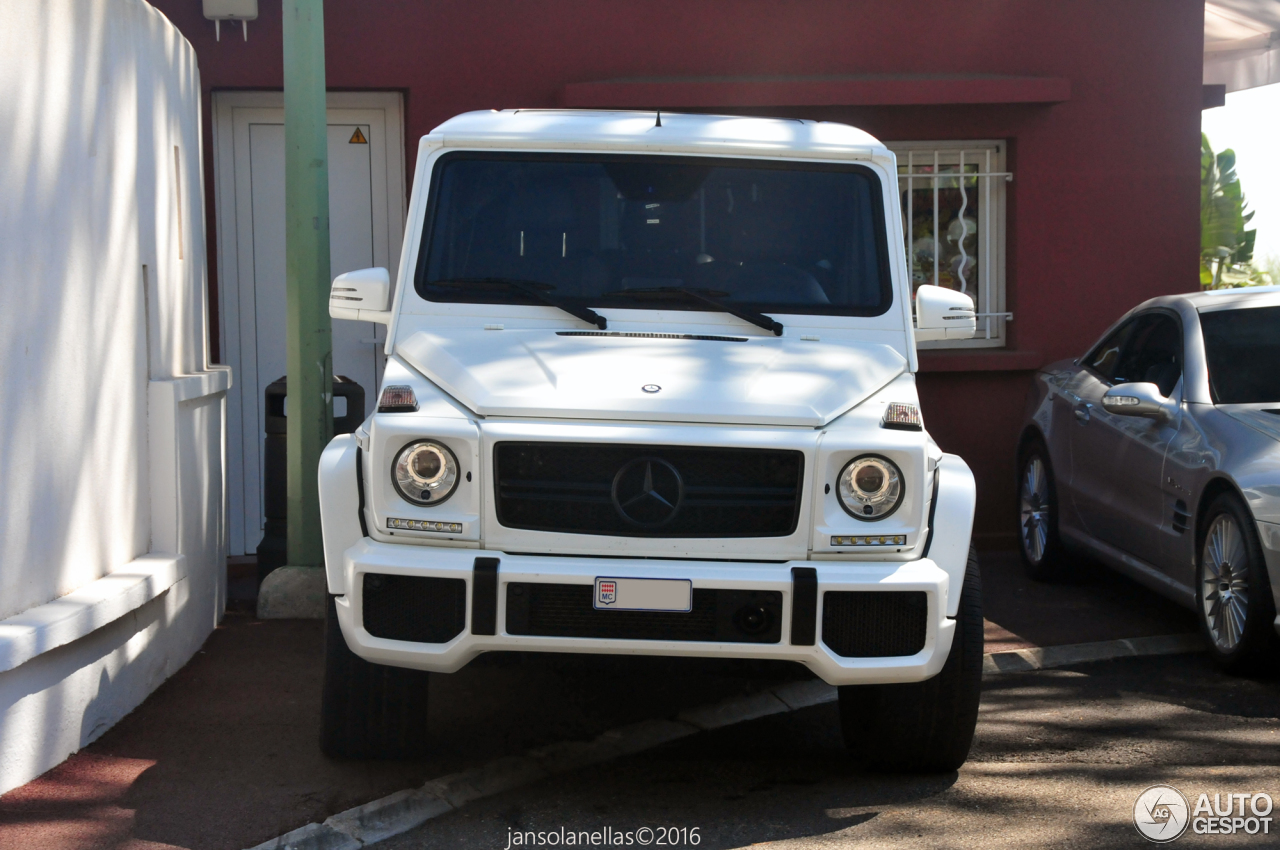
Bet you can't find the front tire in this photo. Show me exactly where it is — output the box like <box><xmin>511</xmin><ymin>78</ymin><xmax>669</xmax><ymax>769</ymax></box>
<box><xmin>1196</xmin><ymin>494</ymin><xmax>1279</xmax><ymax>675</ymax></box>
<box><xmin>1017</xmin><ymin>440</ymin><xmax>1068</xmax><ymax>582</ymax></box>
<box><xmin>320</xmin><ymin>594</ymin><xmax>431</xmax><ymax>759</ymax></box>
<box><xmin>838</xmin><ymin>544</ymin><xmax>983</xmax><ymax>773</ymax></box>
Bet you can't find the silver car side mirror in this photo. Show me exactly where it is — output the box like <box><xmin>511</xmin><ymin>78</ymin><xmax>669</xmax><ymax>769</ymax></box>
<box><xmin>1102</xmin><ymin>382</ymin><xmax>1177</xmax><ymax>422</ymax></box>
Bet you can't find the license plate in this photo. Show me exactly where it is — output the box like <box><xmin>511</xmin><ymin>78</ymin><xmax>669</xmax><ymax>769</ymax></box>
<box><xmin>594</xmin><ymin>577</ymin><xmax>692</xmax><ymax>612</ymax></box>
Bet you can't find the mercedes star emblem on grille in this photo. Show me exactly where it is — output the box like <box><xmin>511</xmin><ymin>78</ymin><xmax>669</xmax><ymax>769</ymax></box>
<box><xmin>641</xmin><ymin>384</ymin><xmax>661</xmax><ymax>393</ymax></box>
<box><xmin>611</xmin><ymin>457</ymin><xmax>685</xmax><ymax>527</ymax></box>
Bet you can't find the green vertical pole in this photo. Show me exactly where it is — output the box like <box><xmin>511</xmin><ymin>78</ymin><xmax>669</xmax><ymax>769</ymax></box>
<box><xmin>283</xmin><ymin>0</ymin><xmax>332</xmax><ymax>568</ymax></box>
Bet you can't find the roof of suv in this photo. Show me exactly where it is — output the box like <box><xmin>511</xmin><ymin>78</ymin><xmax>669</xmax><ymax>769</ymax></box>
<box><xmin>426</xmin><ymin>109</ymin><xmax>888</xmax><ymax>160</ymax></box>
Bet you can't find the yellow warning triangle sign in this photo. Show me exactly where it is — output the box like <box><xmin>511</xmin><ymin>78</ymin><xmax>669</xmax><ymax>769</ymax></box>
<box><xmin>348</xmin><ymin>127</ymin><xmax>368</xmax><ymax>144</ymax></box>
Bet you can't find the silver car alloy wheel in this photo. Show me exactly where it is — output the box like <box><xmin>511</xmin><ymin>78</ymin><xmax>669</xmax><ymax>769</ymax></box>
<box><xmin>1200</xmin><ymin>513</ymin><xmax>1250</xmax><ymax>652</ymax></box>
<box><xmin>1020</xmin><ymin>456</ymin><xmax>1049</xmax><ymax>564</ymax></box>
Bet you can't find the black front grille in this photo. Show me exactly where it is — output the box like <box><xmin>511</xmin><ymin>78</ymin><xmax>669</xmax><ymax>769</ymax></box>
<box><xmin>362</xmin><ymin>573</ymin><xmax>467</xmax><ymax>643</ymax></box>
<box><xmin>821</xmin><ymin>591</ymin><xmax>928</xmax><ymax>657</ymax></box>
<box><xmin>494</xmin><ymin>442</ymin><xmax>804</xmax><ymax>537</ymax></box>
<box><xmin>506</xmin><ymin>583</ymin><xmax>782</xmax><ymax>643</ymax></box>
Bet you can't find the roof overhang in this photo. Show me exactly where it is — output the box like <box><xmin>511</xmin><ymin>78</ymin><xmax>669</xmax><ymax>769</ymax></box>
<box><xmin>560</xmin><ymin>74</ymin><xmax>1071</xmax><ymax>109</ymax></box>
<box><xmin>1205</xmin><ymin>1</ymin><xmax>1280</xmax><ymax>94</ymax></box>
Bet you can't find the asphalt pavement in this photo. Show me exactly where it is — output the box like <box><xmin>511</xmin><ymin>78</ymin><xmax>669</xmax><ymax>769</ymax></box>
<box><xmin>0</xmin><ymin>550</ymin><xmax>1233</xmax><ymax>850</ymax></box>
<box><xmin>379</xmin><ymin>653</ymin><xmax>1280</xmax><ymax>850</ymax></box>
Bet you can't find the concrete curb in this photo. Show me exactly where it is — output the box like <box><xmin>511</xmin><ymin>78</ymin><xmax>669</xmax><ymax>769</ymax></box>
<box><xmin>677</xmin><ymin>689</ymin><xmax>791</xmax><ymax>730</ymax></box>
<box><xmin>323</xmin><ymin>788</ymin><xmax>452</xmax><ymax>846</ymax></box>
<box><xmin>245</xmin><ymin>632</ymin><xmax>1204</xmax><ymax>850</ymax></box>
<box><xmin>982</xmin><ymin>633</ymin><xmax>1204</xmax><ymax>674</ymax></box>
<box><xmin>248</xmin><ymin>821</ymin><xmax>361</xmax><ymax>850</ymax></box>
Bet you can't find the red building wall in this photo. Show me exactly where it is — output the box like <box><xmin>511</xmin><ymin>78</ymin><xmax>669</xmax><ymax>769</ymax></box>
<box><xmin>152</xmin><ymin>0</ymin><xmax>1205</xmax><ymax>548</ymax></box>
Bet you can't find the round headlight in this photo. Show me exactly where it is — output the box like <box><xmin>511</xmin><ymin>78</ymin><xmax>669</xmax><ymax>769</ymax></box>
<box><xmin>837</xmin><ymin>455</ymin><xmax>904</xmax><ymax>520</ymax></box>
<box><xmin>392</xmin><ymin>440</ymin><xmax>460</xmax><ymax>506</ymax></box>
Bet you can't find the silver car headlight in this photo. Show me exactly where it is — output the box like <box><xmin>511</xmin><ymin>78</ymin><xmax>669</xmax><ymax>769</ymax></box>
<box><xmin>837</xmin><ymin>454</ymin><xmax>904</xmax><ymax>520</ymax></box>
<box><xmin>392</xmin><ymin>440</ymin><xmax>460</xmax><ymax>506</ymax></box>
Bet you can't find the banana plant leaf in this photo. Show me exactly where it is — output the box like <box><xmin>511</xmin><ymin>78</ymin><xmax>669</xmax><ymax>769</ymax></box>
<box><xmin>1201</xmin><ymin>133</ymin><xmax>1255</xmax><ymax>281</ymax></box>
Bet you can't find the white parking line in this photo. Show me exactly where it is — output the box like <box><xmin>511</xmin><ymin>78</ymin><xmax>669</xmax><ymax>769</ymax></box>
<box><xmin>246</xmin><ymin>633</ymin><xmax>1204</xmax><ymax>850</ymax></box>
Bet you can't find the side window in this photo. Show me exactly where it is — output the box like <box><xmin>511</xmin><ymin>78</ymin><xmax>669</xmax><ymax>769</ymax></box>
<box><xmin>1084</xmin><ymin>319</ymin><xmax>1136</xmax><ymax>382</ymax></box>
<box><xmin>1113</xmin><ymin>313</ymin><xmax>1182</xmax><ymax>396</ymax></box>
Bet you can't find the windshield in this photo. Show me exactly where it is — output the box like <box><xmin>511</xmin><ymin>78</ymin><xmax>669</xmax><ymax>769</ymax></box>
<box><xmin>1201</xmin><ymin>305</ymin><xmax>1280</xmax><ymax>403</ymax></box>
<box><xmin>415</xmin><ymin>153</ymin><xmax>891</xmax><ymax>317</ymax></box>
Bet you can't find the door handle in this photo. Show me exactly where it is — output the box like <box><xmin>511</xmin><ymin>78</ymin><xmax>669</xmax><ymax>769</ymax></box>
<box><xmin>1074</xmin><ymin>403</ymin><xmax>1092</xmax><ymax>423</ymax></box>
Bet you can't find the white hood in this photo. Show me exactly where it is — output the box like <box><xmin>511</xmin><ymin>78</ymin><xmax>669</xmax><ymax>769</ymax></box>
<box><xmin>396</xmin><ymin>329</ymin><xmax>907</xmax><ymax>427</ymax></box>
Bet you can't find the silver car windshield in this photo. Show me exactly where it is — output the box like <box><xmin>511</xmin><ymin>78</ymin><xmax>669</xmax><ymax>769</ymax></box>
<box><xmin>1201</xmin><ymin>305</ymin><xmax>1280</xmax><ymax>403</ymax></box>
<box><xmin>415</xmin><ymin>152</ymin><xmax>892</xmax><ymax>317</ymax></box>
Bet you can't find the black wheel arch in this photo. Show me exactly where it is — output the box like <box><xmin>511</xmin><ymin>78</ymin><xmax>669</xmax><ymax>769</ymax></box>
<box><xmin>1016</xmin><ymin>425</ymin><xmax>1049</xmax><ymax>460</ymax></box>
<box><xmin>1015</xmin><ymin>425</ymin><xmax>1054</xmax><ymax>501</ymax></box>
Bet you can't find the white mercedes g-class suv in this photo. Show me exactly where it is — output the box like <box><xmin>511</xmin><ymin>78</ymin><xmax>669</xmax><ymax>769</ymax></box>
<box><xmin>318</xmin><ymin>110</ymin><xmax>982</xmax><ymax>772</ymax></box>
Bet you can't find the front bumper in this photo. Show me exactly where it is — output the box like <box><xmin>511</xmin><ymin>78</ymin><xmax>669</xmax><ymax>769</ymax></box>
<box><xmin>334</xmin><ymin>539</ymin><xmax>956</xmax><ymax>686</ymax></box>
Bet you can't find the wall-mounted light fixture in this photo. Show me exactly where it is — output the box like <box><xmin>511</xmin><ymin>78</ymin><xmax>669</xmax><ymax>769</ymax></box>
<box><xmin>203</xmin><ymin>0</ymin><xmax>258</xmax><ymax>42</ymax></box>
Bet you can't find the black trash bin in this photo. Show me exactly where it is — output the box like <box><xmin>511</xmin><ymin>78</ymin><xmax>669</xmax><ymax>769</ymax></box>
<box><xmin>257</xmin><ymin>375</ymin><xmax>366</xmax><ymax>583</ymax></box>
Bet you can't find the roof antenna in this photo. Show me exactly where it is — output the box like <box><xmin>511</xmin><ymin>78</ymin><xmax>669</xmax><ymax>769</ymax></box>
<box><xmin>655</xmin><ymin>109</ymin><xmax>662</xmax><ymax>127</ymax></box>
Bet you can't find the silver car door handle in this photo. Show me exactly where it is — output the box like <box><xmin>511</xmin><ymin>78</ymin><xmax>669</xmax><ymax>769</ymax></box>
<box><xmin>1074</xmin><ymin>403</ymin><xmax>1092</xmax><ymax>422</ymax></box>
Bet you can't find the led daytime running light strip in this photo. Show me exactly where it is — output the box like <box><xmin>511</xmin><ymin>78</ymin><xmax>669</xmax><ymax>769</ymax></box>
<box><xmin>831</xmin><ymin>535</ymin><xmax>906</xmax><ymax>546</ymax></box>
<box><xmin>388</xmin><ymin>518</ymin><xmax>462</xmax><ymax>534</ymax></box>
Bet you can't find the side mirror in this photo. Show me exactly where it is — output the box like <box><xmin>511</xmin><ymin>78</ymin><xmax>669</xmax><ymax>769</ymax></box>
<box><xmin>1102</xmin><ymin>382</ymin><xmax>1177</xmax><ymax>422</ymax></box>
<box><xmin>914</xmin><ymin>285</ymin><xmax>976</xmax><ymax>341</ymax></box>
<box><xmin>329</xmin><ymin>267</ymin><xmax>392</xmax><ymax>324</ymax></box>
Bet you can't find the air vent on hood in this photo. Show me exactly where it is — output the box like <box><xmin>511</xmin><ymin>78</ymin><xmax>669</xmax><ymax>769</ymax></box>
<box><xmin>556</xmin><ymin>331</ymin><xmax>747</xmax><ymax>342</ymax></box>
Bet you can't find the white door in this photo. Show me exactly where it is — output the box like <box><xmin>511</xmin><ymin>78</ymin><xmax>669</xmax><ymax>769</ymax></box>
<box><xmin>213</xmin><ymin>92</ymin><xmax>405</xmax><ymax>555</ymax></box>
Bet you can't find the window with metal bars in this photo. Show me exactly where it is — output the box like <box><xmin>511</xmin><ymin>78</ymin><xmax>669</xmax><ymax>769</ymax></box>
<box><xmin>889</xmin><ymin>141</ymin><xmax>1011</xmax><ymax>347</ymax></box>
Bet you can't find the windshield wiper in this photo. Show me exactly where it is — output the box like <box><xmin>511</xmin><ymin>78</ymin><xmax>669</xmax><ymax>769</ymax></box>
<box><xmin>605</xmin><ymin>287</ymin><xmax>783</xmax><ymax>336</ymax></box>
<box><xmin>430</xmin><ymin>278</ymin><xmax>607</xmax><ymax>330</ymax></box>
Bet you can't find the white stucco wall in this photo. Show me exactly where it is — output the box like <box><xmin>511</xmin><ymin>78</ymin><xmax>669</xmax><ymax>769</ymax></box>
<box><xmin>0</xmin><ymin>0</ymin><xmax>227</xmax><ymax>794</ymax></box>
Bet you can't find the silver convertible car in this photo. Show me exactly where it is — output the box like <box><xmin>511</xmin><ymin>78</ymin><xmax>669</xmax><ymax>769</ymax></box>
<box><xmin>1017</xmin><ymin>287</ymin><xmax>1280</xmax><ymax>672</ymax></box>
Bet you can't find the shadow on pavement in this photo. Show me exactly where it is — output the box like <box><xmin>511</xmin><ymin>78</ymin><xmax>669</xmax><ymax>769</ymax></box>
<box><xmin>0</xmin><ymin>613</ymin><xmax>809</xmax><ymax>850</ymax></box>
<box><xmin>980</xmin><ymin>549</ymin><xmax>1197</xmax><ymax>651</ymax></box>
<box><xmin>380</xmin><ymin>654</ymin><xmax>1279</xmax><ymax>850</ymax></box>
<box><xmin>0</xmin><ymin>550</ymin><xmax>1221</xmax><ymax>850</ymax></box>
